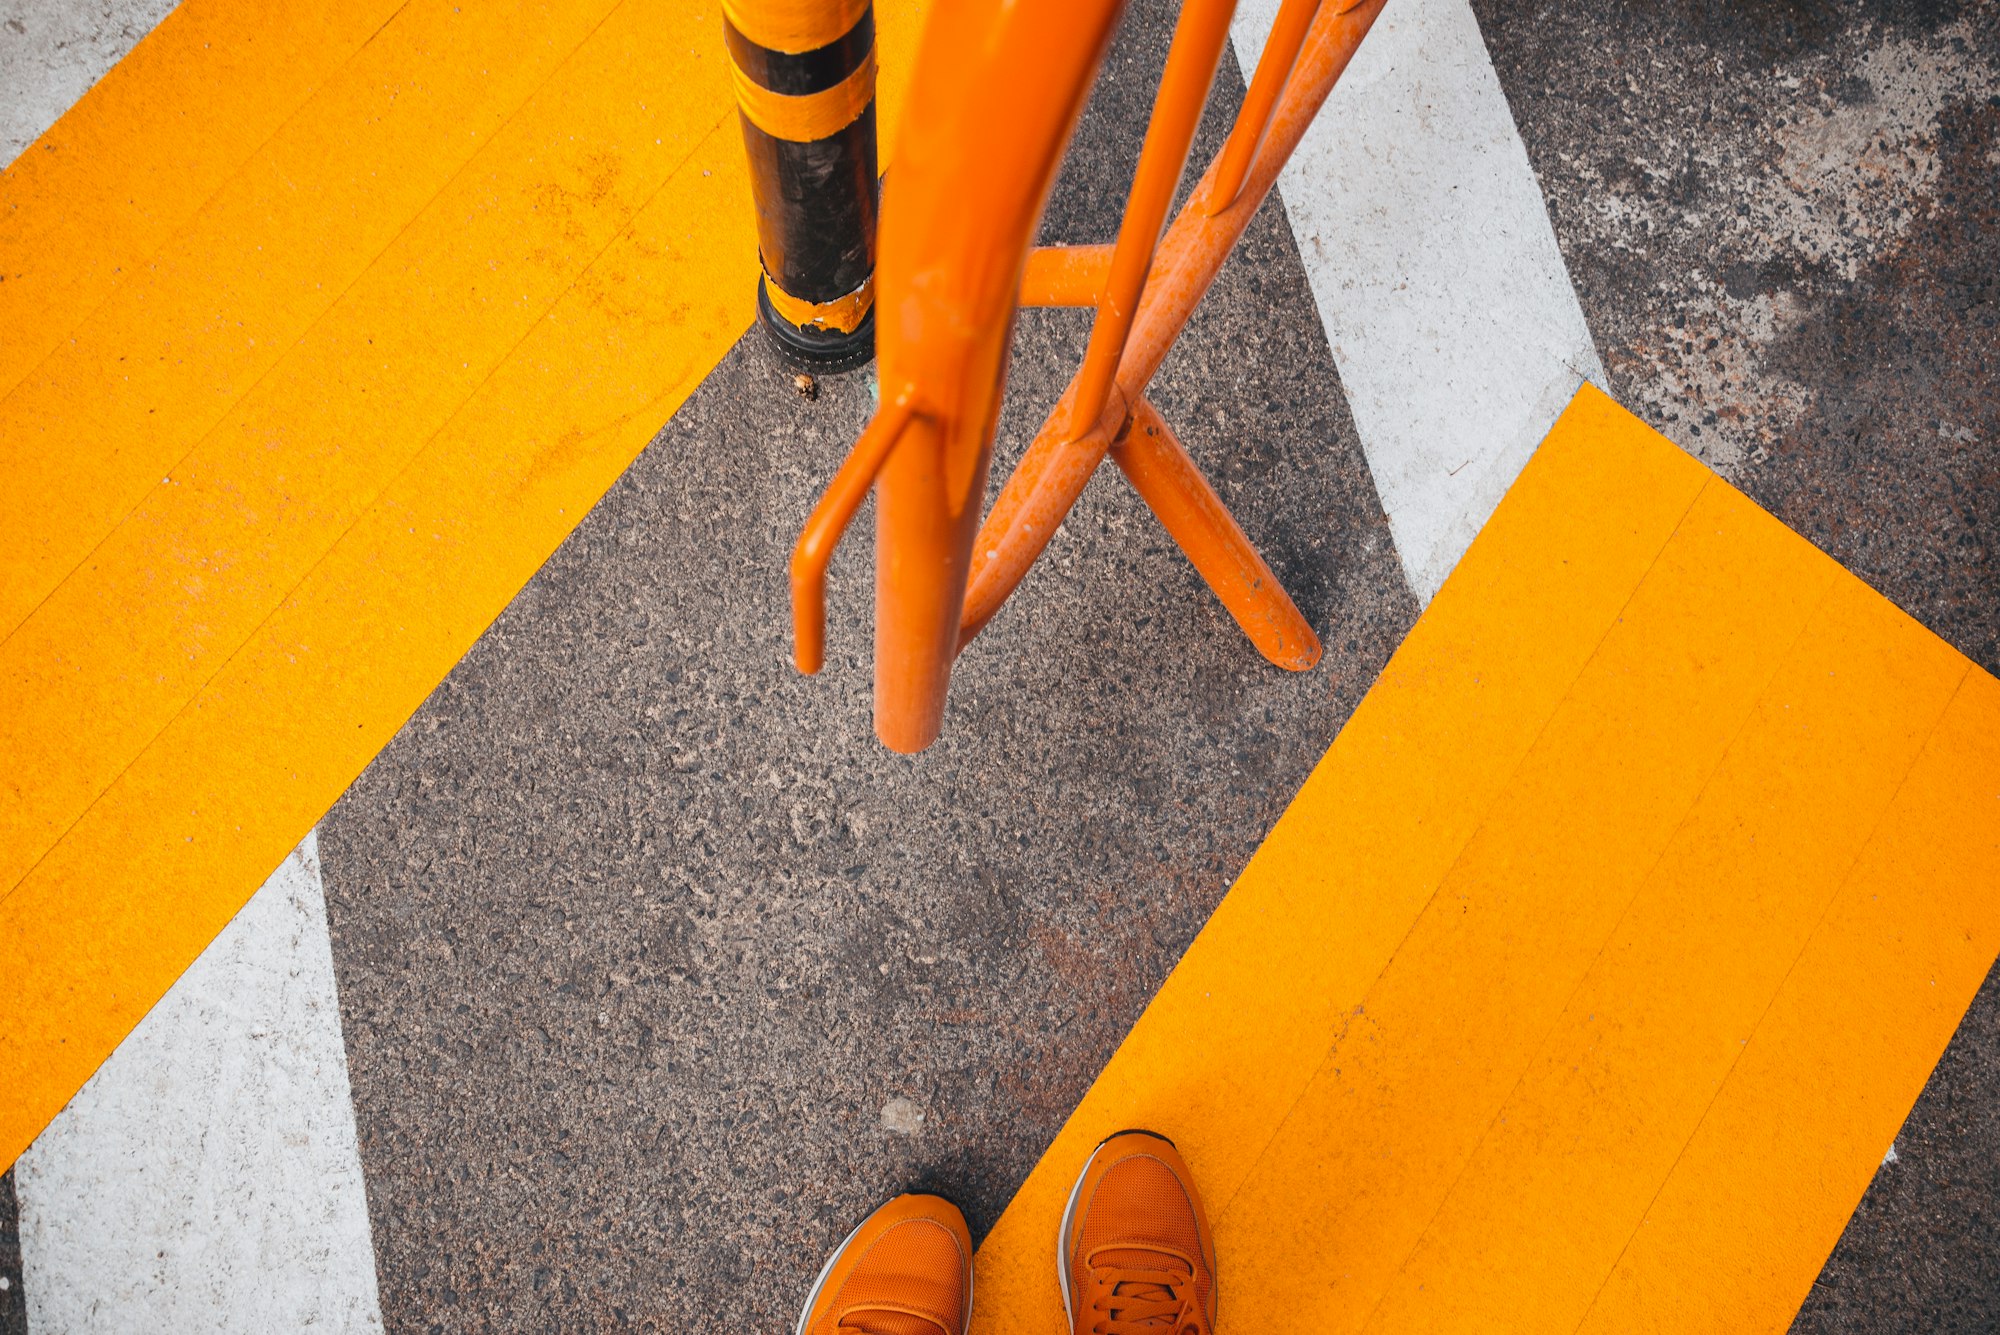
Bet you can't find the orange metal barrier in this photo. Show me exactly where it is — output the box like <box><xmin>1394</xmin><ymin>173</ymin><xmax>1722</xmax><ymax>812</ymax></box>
<box><xmin>792</xmin><ymin>0</ymin><xmax>1387</xmax><ymax>751</ymax></box>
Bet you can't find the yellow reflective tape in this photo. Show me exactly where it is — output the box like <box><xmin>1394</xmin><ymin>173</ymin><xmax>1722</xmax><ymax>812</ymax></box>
<box><xmin>766</xmin><ymin>273</ymin><xmax>873</xmax><ymax>333</ymax></box>
<box><xmin>722</xmin><ymin>0</ymin><xmax>869</xmax><ymax>54</ymax></box>
<box><xmin>731</xmin><ymin>46</ymin><xmax>875</xmax><ymax>142</ymax></box>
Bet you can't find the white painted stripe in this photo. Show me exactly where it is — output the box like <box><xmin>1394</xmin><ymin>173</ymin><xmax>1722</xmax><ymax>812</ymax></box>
<box><xmin>14</xmin><ymin>834</ymin><xmax>384</xmax><ymax>1334</ymax></box>
<box><xmin>0</xmin><ymin>0</ymin><xmax>182</xmax><ymax>167</ymax></box>
<box><xmin>1233</xmin><ymin>0</ymin><xmax>1605</xmax><ymax>605</ymax></box>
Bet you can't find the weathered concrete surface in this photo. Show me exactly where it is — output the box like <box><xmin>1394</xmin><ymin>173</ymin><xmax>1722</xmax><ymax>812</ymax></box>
<box><xmin>0</xmin><ymin>0</ymin><xmax>180</xmax><ymax>165</ymax></box>
<box><xmin>5</xmin><ymin>0</ymin><xmax>1979</xmax><ymax>1326</ymax></box>
<box><xmin>320</xmin><ymin>0</ymin><xmax>2000</xmax><ymax>1328</ymax></box>
<box><xmin>318</xmin><ymin>6</ymin><xmax>1415</xmax><ymax>1329</ymax></box>
<box><xmin>1473</xmin><ymin>0</ymin><xmax>1999</xmax><ymax>675</ymax></box>
<box><xmin>1470</xmin><ymin>2</ymin><xmax>2000</xmax><ymax>1329</ymax></box>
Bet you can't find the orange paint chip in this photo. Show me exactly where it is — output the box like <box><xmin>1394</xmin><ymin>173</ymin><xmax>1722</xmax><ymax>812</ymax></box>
<box><xmin>969</xmin><ymin>386</ymin><xmax>1999</xmax><ymax>1334</ymax></box>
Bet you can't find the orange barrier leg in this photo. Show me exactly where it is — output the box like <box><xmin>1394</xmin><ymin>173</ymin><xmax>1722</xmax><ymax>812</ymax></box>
<box><xmin>958</xmin><ymin>0</ymin><xmax>1385</xmax><ymax>647</ymax></box>
<box><xmin>1206</xmin><ymin>0</ymin><xmax>1321</xmax><ymax>214</ymax></box>
<box><xmin>1066</xmin><ymin>0</ymin><xmax>1239</xmax><ymax>440</ymax></box>
<box><xmin>1113</xmin><ymin>399</ymin><xmax>1321</xmax><ymax>669</ymax></box>
<box><xmin>875</xmin><ymin>411</ymin><xmax>993</xmax><ymax>751</ymax></box>
<box><xmin>791</xmin><ymin>391</ymin><xmax>918</xmax><ymax>674</ymax></box>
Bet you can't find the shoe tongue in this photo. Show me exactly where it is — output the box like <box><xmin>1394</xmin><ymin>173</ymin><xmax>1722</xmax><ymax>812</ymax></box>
<box><xmin>1099</xmin><ymin>1246</ymin><xmax>1188</xmax><ymax>1281</ymax></box>
<box><xmin>1101</xmin><ymin>1244</ymin><xmax>1173</xmax><ymax>1263</ymax></box>
<box><xmin>843</xmin><ymin>1312</ymin><xmax>945</xmax><ymax>1335</ymax></box>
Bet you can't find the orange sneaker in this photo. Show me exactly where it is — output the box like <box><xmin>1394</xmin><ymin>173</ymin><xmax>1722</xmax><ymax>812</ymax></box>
<box><xmin>1058</xmin><ymin>1131</ymin><xmax>1217</xmax><ymax>1335</ymax></box>
<box><xmin>796</xmin><ymin>1193</ymin><xmax>975</xmax><ymax>1335</ymax></box>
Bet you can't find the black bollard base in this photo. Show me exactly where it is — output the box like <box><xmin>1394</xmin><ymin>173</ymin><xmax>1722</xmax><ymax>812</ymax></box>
<box><xmin>757</xmin><ymin>277</ymin><xmax>875</xmax><ymax>375</ymax></box>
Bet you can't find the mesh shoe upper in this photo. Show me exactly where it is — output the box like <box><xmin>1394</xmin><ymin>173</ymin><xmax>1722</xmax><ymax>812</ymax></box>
<box><xmin>1063</xmin><ymin>1135</ymin><xmax>1217</xmax><ymax>1335</ymax></box>
<box><xmin>801</xmin><ymin>1195</ymin><xmax>972</xmax><ymax>1335</ymax></box>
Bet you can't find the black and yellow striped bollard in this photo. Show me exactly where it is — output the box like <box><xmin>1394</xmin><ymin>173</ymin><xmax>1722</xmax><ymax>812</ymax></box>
<box><xmin>725</xmin><ymin>0</ymin><xmax>879</xmax><ymax>372</ymax></box>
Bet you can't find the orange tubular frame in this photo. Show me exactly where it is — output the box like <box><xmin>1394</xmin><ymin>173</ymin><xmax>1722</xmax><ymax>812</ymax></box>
<box><xmin>790</xmin><ymin>0</ymin><xmax>1387</xmax><ymax>751</ymax></box>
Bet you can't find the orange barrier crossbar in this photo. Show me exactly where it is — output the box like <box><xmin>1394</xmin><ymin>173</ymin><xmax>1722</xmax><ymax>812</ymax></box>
<box><xmin>1019</xmin><ymin>244</ymin><xmax>1115</xmax><ymax>308</ymax></box>
<box><xmin>790</xmin><ymin>0</ymin><xmax>1386</xmax><ymax>750</ymax></box>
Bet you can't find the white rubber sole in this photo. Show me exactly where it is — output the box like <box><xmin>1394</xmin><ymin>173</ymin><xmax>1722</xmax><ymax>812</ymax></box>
<box><xmin>1056</xmin><ymin>1143</ymin><xmax>1099</xmax><ymax>1333</ymax></box>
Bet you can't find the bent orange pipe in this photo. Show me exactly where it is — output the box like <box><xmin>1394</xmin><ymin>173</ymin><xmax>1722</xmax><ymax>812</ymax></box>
<box><xmin>829</xmin><ymin>0</ymin><xmax>1125</xmax><ymax>750</ymax></box>
<box><xmin>1113</xmin><ymin>399</ymin><xmax>1321</xmax><ymax>669</ymax></box>
<box><xmin>1066</xmin><ymin>0</ymin><xmax>1238</xmax><ymax>440</ymax></box>
<box><xmin>790</xmin><ymin>390</ymin><xmax>917</xmax><ymax>674</ymax></box>
<box><xmin>958</xmin><ymin>0</ymin><xmax>1386</xmax><ymax>647</ymax></box>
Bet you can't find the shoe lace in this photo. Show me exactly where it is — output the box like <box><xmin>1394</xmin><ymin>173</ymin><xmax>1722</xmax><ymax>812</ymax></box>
<box><xmin>1084</xmin><ymin>1259</ymin><xmax>1211</xmax><ymax>1335</ymax></box>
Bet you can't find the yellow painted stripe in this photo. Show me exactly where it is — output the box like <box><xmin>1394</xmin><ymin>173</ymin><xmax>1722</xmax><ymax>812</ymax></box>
<box><xmin>0</xmin><ymin>0</ymin><xmax>408</xmax><ymax>402</ymax></box>
<box><xmin>0</xmin><ymin>0</ymin><xmax>726</xmax><ymax>901</ymax></box>
<box><xmin>0</xmin><ymin>142</ymin><xmax>756</xmax><ymax>1175</ymax></box>
<box><xmin>0</xmin><ymin>0</ymin><xmax>926</xmax><ymax>1172</ymax></box>
<box><xmin>1575</xmin><ymin>669</ymin><xmax>2000</xmax><ymax>1334</ymax></box>
<box><xmin>968</xmin><ymin>385</ymin><xmax>1712</xmax><ymax>1332</ymax></box>
<box><xmin>967</xmin><ymin>387</ymin><xmax>2000</xmax><ymax>1332</ymax></box>
<box><xmin>0</xmin><ymin>0</ymin><xmax>628</xmax><ymax>640</ymax></box>
<box><xmin>1217</xmin><ymin>478</ymin><xmax>1836</xmax><ymax>1331</ymax></box>
<box><xmin>1362</xmin><ymin>577</ymin><xmax>1967</xmax><ymax>1333</ymax></box>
